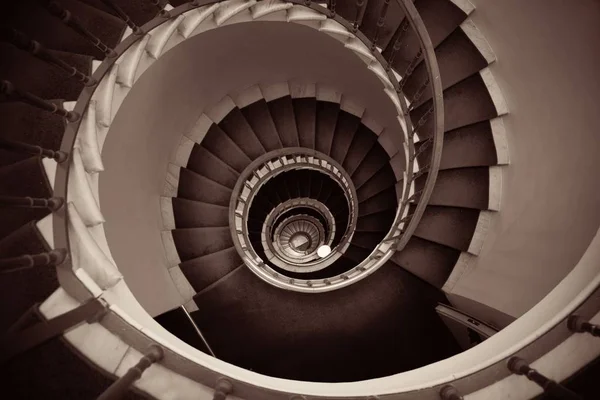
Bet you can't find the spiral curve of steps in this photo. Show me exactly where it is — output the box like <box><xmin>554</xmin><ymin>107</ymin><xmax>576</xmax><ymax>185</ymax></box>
<box><xmin>3</xmin><ymin>0</ymin><xmax>576</xmax><ymax>398</ymax></box>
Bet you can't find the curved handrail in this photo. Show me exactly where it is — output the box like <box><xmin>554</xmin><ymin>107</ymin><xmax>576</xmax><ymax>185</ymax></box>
<box><xmin>39</xmin><ymin>1</ymin><xmax>600</xmax><ymax>399</ymax></box>
<box><xmin>391</xmin><ymin>0</ymin><xmax>444</xmax><ymax>252</ymax></box>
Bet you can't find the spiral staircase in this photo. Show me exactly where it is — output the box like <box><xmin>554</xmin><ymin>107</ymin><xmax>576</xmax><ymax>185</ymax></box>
<box><xmin>0</xmin><ymin>0</ymin><xmax>599</xmax><ymax>399</ymax></box>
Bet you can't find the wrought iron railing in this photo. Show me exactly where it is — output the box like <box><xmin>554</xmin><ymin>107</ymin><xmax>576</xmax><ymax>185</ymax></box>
<box><xmin>1</xmin><ymin>1</ymin><xmax>597</xmax><ymax>400</ymax></box>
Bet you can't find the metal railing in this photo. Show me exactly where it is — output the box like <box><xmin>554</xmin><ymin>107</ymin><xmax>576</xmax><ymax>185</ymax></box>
<box><xmin>229</xmin><ymin>148</ymin><xmax>358</xmax><ymax>288</ymax></box>
<box><xmin>3</xmin><ymin>0</ymin><xmax>442</xmax><ymax>395</ymax></box>
<box><xmin>6</xmin><ymin>1</ymin><xmax>597</xmax><ymax>400</ymax></box>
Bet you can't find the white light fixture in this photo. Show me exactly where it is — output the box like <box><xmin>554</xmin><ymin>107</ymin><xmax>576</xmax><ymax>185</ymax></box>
<box><xmin>317</xmin><ymin>245</ymin><xmax>331</xmax><ymax>258</ymax></box>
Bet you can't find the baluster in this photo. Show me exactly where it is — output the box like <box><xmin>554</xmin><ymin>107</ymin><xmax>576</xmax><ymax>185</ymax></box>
<box><xmin>0</xmin><ymin>195</ymin><xmax>65</xmax><ymax>211</ymax></box>
<box><xmin>352</xmin><ymin>0</ymin><xmax>367</xmax><ymax>32</ymax></box>
<box><xmin>0</xmin><ymin>249</ymin><xmax>68</xmax><ymax>273</ymax></box>
<box><xmin>412</xmin><ymin>165</ymin><xmax>429</xmax><ymax>181</ymax></box>
<box><xmin>412</xmin><ymin>137</ymin><xmax>433</xmax><ymax>160</ymax></box>
<box><xmin>1</xmin><ymin>28</ymin><xmax>96</xmax><ymax>86</ymax></box>
<box><xmin>0</xmin><ymin>137</ymin><xmax>68</xmax><ymax>163</ymax></box>
<box><xmin>41</xmin><ymin>0</ymin><xmax>117</xmax><ymax>58</ymax></box>
<box><xmin>386</xmin><ymin>19</ymin><xmax>409</xmax><ymax>71</ymax></box>
<box><xmin>371</xmin><ymin>0</ymin><xmax>391</xmax><ymax>51</ymax></box>
<box><xmin>398</xmin><ymin>49</ymin><xmax>423</xmax><ymax>91</ymax></box>
<box><xmin>328</xmin><ymin>0</ymin><xmax>337</xmax><ymax>17</ymax></box>
<box><xmin>507</xmin><ymin>357</ymin><xmax>582</xmax><ymax>400</ymax></box>
<box><xmin>407</xmin><ymin>188</ymin><xmax>423</xmax><ymax>203</ymax></box>
<box><xmin>97</xmin><ymin>345</ymin><xmax>164</xmax><ymax>400</ymax></box>
<box><xmin>100</xmin><ymin>0</ymin><xmax>142</xmax><ymax>35</ymax></box>
<box><xmin>1</xmin><ymin>80</ymin><xmax>80</xmax><ymax>122</ymax></box>
<box><xmin>568</xmin><ymin>315</ymin><xmax>600</xmax><ymax>337</ymax></box>
<box><xmin>150</xmin><ymin>0</ymin><xmax>171</xmax><ymax>18</ymax></box>
<box><xmin>440</xmin><ymin>385</ymin><xmax>463</xmax><ymax>400</ymax></box>
<box><xmin>410</xmin><ymin>77</ymin><xmax>430</xmax><ymax>109</ymax></box>
<box><xmin>411</xmin><ymin>104</ymin><xmax>434</xmax><ymax>137</ymax></box>
<box><xmin>400</xmin><ymin>212</ymin><xmax>414</xmax><ymax>224</ymax></box>
<box><xmin>213</xmin><ymin>377</ymin><xmax>233</xmax><ymax>400</ymax></box>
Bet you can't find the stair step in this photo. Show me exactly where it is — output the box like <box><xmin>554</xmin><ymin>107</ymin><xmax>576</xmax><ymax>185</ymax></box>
<box><xmin>412</xmin><ymin>205</ymin><xmax>480</xmax><ymax>251</ymax></box>
<box><xmin>201</xmin><ymin>124</ymin><xmax>252</xmax><ymax>173</ymax></box>
<box><xmin>383</xmin><ymin>0</ymin><xmax>469</xmax><ymax>75</ymax></box>
<box><xmin>402</xmin><ymin>26</ymin><xmax>490</xmax><ymax>107</ymax></box>
<box><xmin>179</xmin><ymin>247</ymin><xmax>243</xmax><ymax>293</ymax></box>
<box><xmin>177</xmin><ymin>168</ymin><xmax>233</xmax><ymax>206</ymax></box>
<box><xmin>352</xmin><ymin>146</ymin><xmax>391</xmax><ymax>189</ymax></box>
<box><xmin>191</xmin><ymin>265</ymin><xmax>459</xmax><ymax>381</ymax></box>
<box><xmin>356</xmin><ymin>165</ymin><xmax>397</xmax><ymax>203</ymax></box>
<box><xmin>359</xmin><ymin>0</ymin><xmax>407</xmax><ymax>50</ymax></box>
<box><xmin>4</xmin><ymin>0</ymin><xmax>126</xmax><ymax>59</ymax></box>
<box><xmin>356</xmin><ymin>209</ymin><xmax>395</xmax><ymax>232</ymax></box>
<box><xmin>415</xmin><ymin>120</ymin><xmax>500</xmax><ymax>170</ymax></box>
<box><xmin>342</xmin><ymin>125</ymin><xmax>379</xmax><ymax>176</ymax></box>
<box><xmin>218</xmin><ymin>107</ymin><xmax>266</xmax><ymax>160</ymax></box>
<box><xmin>392</xmin><ymin>236</ymin><xmax>461</xmax><ymax>289</ymax></box>
<box><xmin>172</xmin><ymin>227</ymin><xmax>233</xmax><ymax>261</ymax></box>
<box><xmin>293</xmin><ymin>98</ymin><xmax>317</xmax><ymax>149</ymax></box>
<box><xmin>329</xmin><ymin>111</ymin><xmax>361</xmax><ymax>163</ymax></box>
<box><xmin>0</xmin><ymin>101</ymin><xmax>65</xmax><ymax>167</ymax></box>
<box><xmin>352</xmin><ymin>231</ymin><xmax>386</xmax><ymax>250</ymax></box>
<box><xmin>186</xmin><ymin>145</ymin><xmax>240</xmax><ymax>189</ymax></box>
<box><xmin>358</xmin><ymin>187</ymin><xmax>398</xmax><ymax>217</ymax></box>
<box><xmin>172</xmin><ymin>198</ymin><xmax>229</xmax><ymax>229</ymax></box>
<box><xmin>0</xmin><ymin>221</ymin><xmax>56</xmax><ymax>332</ymax></box>
<box><xmin>75</xmin><ymin>0</ymin><xmax>161</xmax><ymax>26</ymax></box>
<box><xmin>410</xmin><ymin>73</ymin><xmax>501</xmax><ymax>138</ymax></box>
<box><xmin>267</xmin><ymin>96</ymin><xmax>299</xmax><ymax>147</ymax></box>
<box><xmin>0</xmin><ymin>157</ymin><xmax>52</xmax><ymax>239</ymax></box>
<box><xmin>240</xmin><ymin>99</ymin><xmax>283</xmax><ymax>151</ymax></box>
<box><xmin>0</xmin><ymin>46</ymin><xmax>92</xmax><ymax>101</ymax></box>
<box><xmin>415</xmin><ymin>167</ymin><xmax>492</xmax><ymax>210</ymax></box>
<box><xmin>314</xmin><ymin>101</ymin><xmax>340</xmax><ymax>155</ymax></box>
<box><xmin>343</xmin><ymin>243</ymin><xmax>372</xmax><ymax>263</ymax></box>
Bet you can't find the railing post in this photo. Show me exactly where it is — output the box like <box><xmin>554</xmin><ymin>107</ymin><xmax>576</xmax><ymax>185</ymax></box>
<box><xmin>1</xmin><ymin>80</ymin><xmax>80</xmax><ymax>121</ymax></box>
<box><xmin>0</xmin><ymin>249</ymin><xmax>68</xmax><ymax>273</ymax></box>
<box><xmin>386</xmin><ymin>19</ymin><xmax>409</xmax><ymax>70</ymax></box>
<box><xmin>568</xmin><ymin>315</ymin><xmax>600</xmax><ymax>337</ymax></box>
<box><xmin>97</xmin><ymin>345</ymin><xmax>164</xmax><ymax>400</ymax></box>
<box><xmin>100</xmin><ymin>0</ymin><xmax>143</xmax><ymax>35</ymax></box>
<box><xmin>508</xmin><ymin>357</ymin><xmax>582</xmax><ymax>400</ymax></box>
<box><xmin>1</xmin><ymin>28</ymin><xmax>97</xmax><ymax>86</ymax></box>
<box><xmin>410</xmin><ymin>77</ymin><xmax>430</xmax><ymax>108</ymax></box>
<box><xmin>352</xmin><ymin>0</ymin><xmax>366</xmax><ymax>32</ymax></box>
<box><xmin>0</xmin><ymin>195</ymin><xmax>65</xmax><ymax>211</ymax></box>
<box><xmin>371</xmin><ymin>0</ymin><xmax>391</xmax><ymax>51</ymax></box>
<box><xmin>328</xmin><ymin>0</ymin><xmax>337</xmax><ymax>17</ymax></box>
<box><xmin>398</xmin><ymin>49</ymin><xmax>423</xmax><ymax>90</ymax></box>
<box><xmin>439</xmin><ymin>385</ymin><xmax>462</xmax><ymax>400</ymax></box>
<box><xmin>41</xmin><ymin>0</ymin><xmax>117</xmax><ymax>58</ymax></box>
<box><xmin>149</xmin><ymin>0</ymin><xmax>171</xmax><ymax>18</ymax></box>
<box><xmin>0</xmin><ymin>137</ymin><xmax>68</xmax><ymax>163</ymax></box>
<box><xmin>213</xmin><ymin>377</ymin><xmax>233</xmax><ymax>400</ymax></box>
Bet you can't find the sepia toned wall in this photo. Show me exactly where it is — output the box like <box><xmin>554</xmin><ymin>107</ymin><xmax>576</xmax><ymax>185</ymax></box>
<box><xmin>446</xmin><ymin>0</ymin><xmax>600</xmax><ymax>325</ymax></box>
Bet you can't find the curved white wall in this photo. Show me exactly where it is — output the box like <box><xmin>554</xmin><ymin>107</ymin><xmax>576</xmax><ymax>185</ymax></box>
<box><xmin>99</xmin><ymin>21</ymin><xmax>399</xmax><ymax>315</ymax></box>
<box><xmin>100</xmin><ymin>3</ymin><xmax>600</xmax><ymax>323</ymax></box>
<box><xmin>447</xmin><ymin>0</ymin><xmax>600</xmax><ymax>325</ymax></box>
